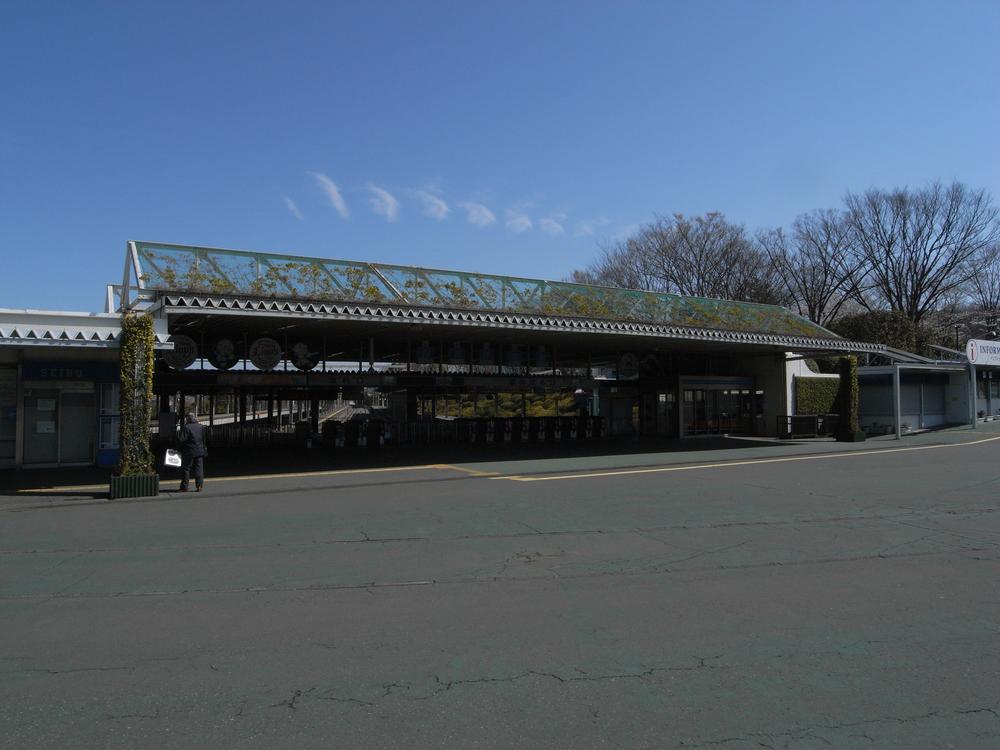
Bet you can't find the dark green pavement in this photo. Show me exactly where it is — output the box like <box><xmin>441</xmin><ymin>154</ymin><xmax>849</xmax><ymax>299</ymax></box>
<box><xmin>2</xmin><ymin>424</ymin><xmax>999</xmax><ymax>748</ymax></box>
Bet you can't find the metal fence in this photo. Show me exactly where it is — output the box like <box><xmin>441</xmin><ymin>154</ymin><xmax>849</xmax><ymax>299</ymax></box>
<box><xmin>776</xmin><ymin>414</ymin><xmax>840</xmax><ymax>439</ymax></box>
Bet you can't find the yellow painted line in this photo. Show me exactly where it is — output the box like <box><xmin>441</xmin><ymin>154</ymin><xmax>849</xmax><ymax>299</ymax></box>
<box><xmin>18</xmin><ymin>483</ymin><xmax>111</xmax><ymax>493</ymax></box>
<box><xmin>18</xmin><ymin>464</ymin><xmax>447</xmax><ymax>494</ymax></box>
<box><xmin>434</xmin><ymin>464</ymin><xmax>500</xmax><ymax>477</ymax></box>
<box><xmin>493</xmin><ymin>434</ymin><xmax>1000</xmax><ymax>482</ymax></box>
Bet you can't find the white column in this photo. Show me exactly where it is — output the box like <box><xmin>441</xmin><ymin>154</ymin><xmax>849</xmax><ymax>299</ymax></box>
<box><xmin>893</xmin><ymin>365</ymin><xmax>902</xmax><ymax>440</ymax></box>
<box><xmin>919</xmin><ymin>382</ymin><xmax>924</xmax><ymax>429</ymax></box>
<box><xmin>970</xmin><ymin>364</ymin><xmax>977</xmax><ymax>429</ymax></box>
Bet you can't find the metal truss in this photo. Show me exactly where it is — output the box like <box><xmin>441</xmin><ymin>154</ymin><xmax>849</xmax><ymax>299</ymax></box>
<box><xmin>127</xmin><ymin>240</ymin><xmax>843</xmax><ymax>341</ymax></box>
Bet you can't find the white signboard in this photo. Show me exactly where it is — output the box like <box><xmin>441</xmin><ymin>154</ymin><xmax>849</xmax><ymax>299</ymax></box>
<box><xmin>37</xmin><ymin>398</ymin><xmax>57</xmax><ymax>412</ymax></box>
<box><xmin>966</xmin><ymin>339</ymin><xmax>1000</xmax><ymax>367</ymax></box>
<box><xmin>36</xmin><ymin>420</ymin><xmax>56</xmax><ymax>434</ymax></box>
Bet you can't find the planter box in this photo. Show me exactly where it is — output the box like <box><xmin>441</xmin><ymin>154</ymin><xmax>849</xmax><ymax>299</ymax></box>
<box><xmin>109</xmin><ymin>473</ymin><xmax>160</xmax><ymax>500</ymax></box>
<box><xmin>836</xmin><ymin>431</ymin><xmax>867</xmax><ymax>443</ymax></box>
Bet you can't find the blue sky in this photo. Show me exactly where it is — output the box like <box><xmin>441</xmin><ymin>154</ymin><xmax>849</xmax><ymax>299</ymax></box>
<box><xmin>1</xmin><ymin>1</ymin><xmax>998</xmax><ymax>311</ymax></box>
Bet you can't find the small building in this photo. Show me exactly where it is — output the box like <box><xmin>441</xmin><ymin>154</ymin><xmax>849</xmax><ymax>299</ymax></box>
<box><xmin>858</xmin><ymin>360</ymin><xmax>971</xmax><ymax>437</ymax></box>
<box><xmin>0</xmin><ymin>309</ymin><xmax>170</xmax><ymax>468</ymax></box>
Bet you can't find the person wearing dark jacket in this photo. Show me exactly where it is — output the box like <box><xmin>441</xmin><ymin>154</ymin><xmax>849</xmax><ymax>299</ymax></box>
<box><xmin>178</xmin><ymin>413</ymin><xmax>208</xmax><ymax>492</ymax></box>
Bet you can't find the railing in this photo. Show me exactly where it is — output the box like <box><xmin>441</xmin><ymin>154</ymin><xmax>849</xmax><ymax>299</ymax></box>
<box><xmin>777</xmin><ymin>414</ymin><xmax>840</xmax><ymax>439</ymax></box>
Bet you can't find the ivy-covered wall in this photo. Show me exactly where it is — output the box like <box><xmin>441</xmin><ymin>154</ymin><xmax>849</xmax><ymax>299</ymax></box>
<box><xmin>118</xmin><ymin>313</ymin><xmax>155</xmax><ymax>475</ymax></box>
<box><xmin>836</xmin><ymin>355</ymin><xmax>861</xmax><ymax>435</ymax></box>
<box><xmin>795</xmin><ymin>376</ymin><xmax>840</xmax><ymax>414</ymax></box>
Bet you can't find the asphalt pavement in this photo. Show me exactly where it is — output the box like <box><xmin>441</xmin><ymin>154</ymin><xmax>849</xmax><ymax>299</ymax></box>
<box><xmin>2</xmin><ymin>426</ymin><xmax>999</xmax><ymax>748</ymax></box>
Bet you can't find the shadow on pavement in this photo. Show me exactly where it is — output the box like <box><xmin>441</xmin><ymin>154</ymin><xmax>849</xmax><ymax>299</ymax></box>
<box><xmin>0</xmin><ymin>436</ymin><xmax>799</xmax><ymax>495</ymax></box>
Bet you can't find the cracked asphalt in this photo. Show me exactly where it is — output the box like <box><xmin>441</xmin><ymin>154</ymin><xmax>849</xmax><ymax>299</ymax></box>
<box><xmin>2</xmin><ymin>428</ymin><xmax>1000</xmax><ymax>749</ymax></box>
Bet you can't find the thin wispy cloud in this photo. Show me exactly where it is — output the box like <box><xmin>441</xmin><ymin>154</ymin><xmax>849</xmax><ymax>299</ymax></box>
<box><xmin>539</xmin><ymin>213</ymin><xmax>567</xmax><ymax>237</ymax></box>
<box><xmin>575</xmin><ymin>217</ymin><xmax>611</xmax><ymax>237</ymax></box>
<box><xmin>612</xmin><ymin>222</ymin><xmax>643</xmax><ymax>242</ymax></box>
<box><xmin>413</xmin><ymin>189</ymin><xmax>450</xmax><ymax>221</ymax></box>
<box><xmin>367</xmin><ymin>184</ymin><xmax>400</xmax><ymax>222</ymax></box>
<box><xmin>308</xmin><ymin>171</ymin><xmax>349</xmax><ymax>218</ymax></box>
<box><xmin>283</xmin><ymin>196</ymin><xmax>304</xmax><ymax>221</ymax></box>
<box><xmin>458</xmin><ymin>201</ymin><xmax>496</xmax><ymax>227</ymax></box>
<box><xmin>505</xmin><ymin>208</ymin><xmax>532</xmax><ymax>234</ymax></box>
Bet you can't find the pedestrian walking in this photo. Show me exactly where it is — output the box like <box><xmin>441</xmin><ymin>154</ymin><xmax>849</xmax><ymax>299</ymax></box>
<box><xmin>178</xmin><ymin>413</ymin><xmax>208</xmax><ymax>492</ymax></box>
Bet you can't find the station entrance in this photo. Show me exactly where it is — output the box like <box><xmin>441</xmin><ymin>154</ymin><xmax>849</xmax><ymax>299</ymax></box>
<box><xmin>119</xmin><ymin>240</ymin><xmax>880</xmax><ymax>461</ymax></box>
<box><xmin>152</xmin><ymin>337</ymin><xmax>777</xmax><ymax>455</ymax></box>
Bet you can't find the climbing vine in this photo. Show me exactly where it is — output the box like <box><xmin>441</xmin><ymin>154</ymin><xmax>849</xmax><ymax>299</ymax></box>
<box><xmin>836</xmin><ymin>355</ymin><xmax>860</xmax><ymax>436</ymax></box>
<box><xmin>118</xmin><ymin>313</ymin><xmax>155</xmax><ymax>475</ymax></box>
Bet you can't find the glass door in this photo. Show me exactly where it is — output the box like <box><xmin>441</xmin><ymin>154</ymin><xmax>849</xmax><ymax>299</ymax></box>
<box><xmin>59</xmin><ymin>392</ymin><xmax>96</xmax><ymax>464</ymax></box>
<box><xmin>656</xmin><ymin>392</ymin><xmax>676</xmax><ymax>436</ymax></box>
<box><xmin>23</xmin><ymin>389</ymin><xmax>59</xmax><ymax>465</ymax></box>
<box><xmin>682</xmin><ymin>386</ymin><xmax>758</xmax><ymax>436</ymax></box>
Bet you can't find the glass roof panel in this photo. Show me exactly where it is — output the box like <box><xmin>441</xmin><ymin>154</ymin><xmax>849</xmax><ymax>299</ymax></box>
<box><xmin>134</xmin><ymin>241</ymin><xmax>839</xmax><ymax>339</ymax></box>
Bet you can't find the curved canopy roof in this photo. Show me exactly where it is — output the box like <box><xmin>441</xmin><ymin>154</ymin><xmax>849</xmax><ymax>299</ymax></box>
<box><xmin>131</xmin><ymin>241</ymin><xmax>842</xmax><ymax>341</ymax></box>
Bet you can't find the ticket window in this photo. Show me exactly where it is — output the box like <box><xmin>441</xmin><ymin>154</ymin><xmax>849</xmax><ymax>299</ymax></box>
<box><xmin>23</xmin><ymin>388</ymin><xmax>96</xmax><ymax>466</ymax></box>
<box><xmin>23</xmin><ymin>389</ymin><xmax>59</xmax><ymax>465</ymax></box>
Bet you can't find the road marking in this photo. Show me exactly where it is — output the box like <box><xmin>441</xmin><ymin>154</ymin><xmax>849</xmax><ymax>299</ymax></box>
<box><xmin>434</xmin><ymin>464</ymin><xmax>500</xmax><ymax>477</ymax></box>
<box><xmin>15</xmin><ymin>434</ymin><xmax>1000</xmax><ymax>494</ymax></box>
<box><xmin>492</xmin><ymin>434</ymin><xmax>1000</xmax><ymax>482</ymax></box>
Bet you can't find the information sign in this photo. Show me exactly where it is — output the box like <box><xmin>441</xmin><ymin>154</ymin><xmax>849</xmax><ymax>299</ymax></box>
<box><xmin>966</xmin><ymin>339</ymin><xmax>1000</xmax><ymax>367</ymax></box>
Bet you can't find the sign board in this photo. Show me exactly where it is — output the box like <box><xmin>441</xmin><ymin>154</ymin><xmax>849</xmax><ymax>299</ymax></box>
<box><xmin>21</xmin><ymin>362</ymin><xmax>119</xmax><ymax>381</ymax></box>
<box><xmin>164</xmin><ymin>335</ymin><xmax>198</xmax><ymax>370</ymax></box>
<box><xmin>966</xmin><ymin>339</ymin><xmax>1000</xmax><ymax>367</ymax></box>
<box><xmin>36</xmin><ymin>398</ymin><xmax>56</xmax><ymax>412</ymax></box>
<box><xmin>618</xmin><ymin>353</ymin><xmax>640</xmax><ymax>381</ymax></box>
<box><xmin>207</xmin><ymin>338</ymin><xmax>239</xmax><ymax>370</ymax></box>
<box><xmin>36</xmin><ymin>420</ymin><xmax>56</xmax><ymax>434</ymax></box>
<box><xmin>249</xmin><ymin>337</ymin><xmax>283</xmax><ymax>371</ymax></box>
<box><xmin>289</xmin><ymin>341</ymin><xmax>318</xmax><ymax>371</ymax></box>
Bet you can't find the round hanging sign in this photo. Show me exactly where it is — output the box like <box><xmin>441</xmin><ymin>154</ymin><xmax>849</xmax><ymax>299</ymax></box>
<box><xmin>249</xmin><ymin>337</ymin><xmax>283</xmax><ymax>371</ymax></box>
<box><xmin>289</xmin><ymin>341</ymin><xmax>318</xmax><ymax>371</ymax></box>
<box><xmin>163</xmin><ymin>334</ymin><xmax>198</xmax><ymax>370</ymax></box>
<box><xmin>618</xmin><ymin>352</ymin><xmax>640</xmax><ymax>381</ymax></box>
<box><xmin>207</xmin><ymin>338</ymin><xmax>239</xmax><ymax>370</ymax></box>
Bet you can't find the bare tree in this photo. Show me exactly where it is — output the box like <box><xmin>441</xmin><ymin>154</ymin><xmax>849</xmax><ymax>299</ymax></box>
<box><xmin>845</xmin><ymin>181</ymin><xmax>998</xmax><ymax>323</ymax></box>
<box><xmin>573</xmin><ymin>234</ymin><xmax>665</xmax><ymax>291</ymax></box>
<box><xmin>572</xmin><ymin>213</ymin><xmax>787</xmax><ymax>304</ymax></box>
<box><xmin>758</xmin><ymin>209</ymin><xmax>865</xmax><ymax>327</ymax></box>
<box><xmin>969</xmin><ymin>242</ymin><xmax>1000</xmax><ymax>312</ymax></box>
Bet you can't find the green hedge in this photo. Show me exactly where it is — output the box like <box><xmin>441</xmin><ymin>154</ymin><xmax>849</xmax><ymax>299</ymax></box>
<box><xmin>795</xmin><ymin>376</ymin><xmax>840</xmax><ymax>414</ymax></box>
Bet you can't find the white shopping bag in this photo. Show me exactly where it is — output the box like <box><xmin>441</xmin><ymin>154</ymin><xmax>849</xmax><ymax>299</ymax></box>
<box><xmin>164</xmin><ymin>448</ymin><xmax>183</xmax><ymax>468</ymax></box>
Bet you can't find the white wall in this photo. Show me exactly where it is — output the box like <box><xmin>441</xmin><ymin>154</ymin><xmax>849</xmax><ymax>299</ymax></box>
<box><xmin>739</xmin><ymin>354</ymin><xmax>793</xmax><ymax>437</ymax></box>
<box><xmin>946</xmin><ymin>373</ymin><xmax>972</xmax><ymax>424</ymax></box>
<box><xmin>861</xmin><ymin>372</ymin><xmax>972</xmax><ymax>433</ymax></box>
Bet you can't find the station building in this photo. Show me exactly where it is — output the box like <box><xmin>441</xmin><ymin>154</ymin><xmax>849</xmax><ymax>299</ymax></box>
<box><xmin>2</xmin><ymin>240</ymin><xmax>885</xmax><ymax>468</ymax></box>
